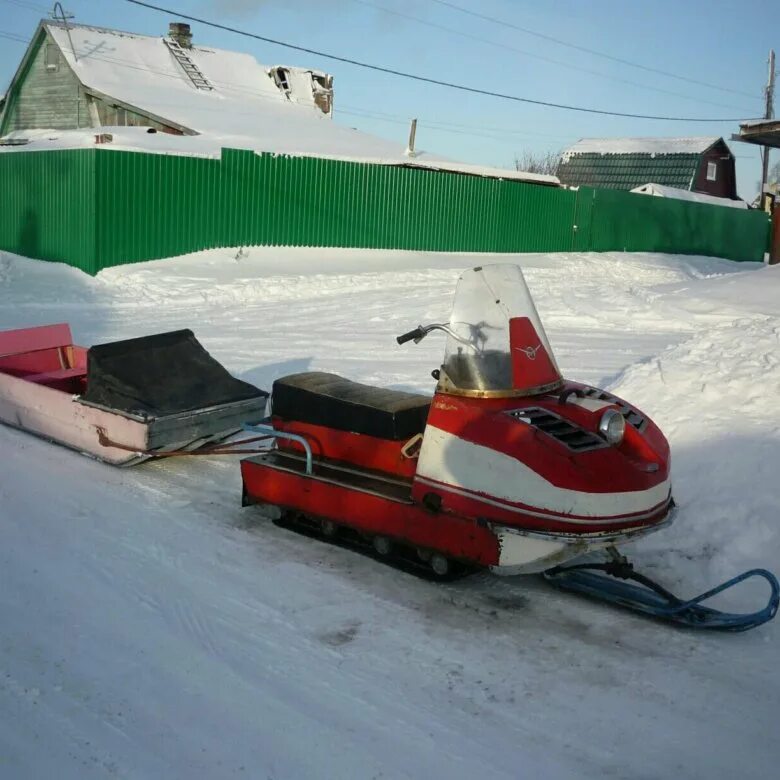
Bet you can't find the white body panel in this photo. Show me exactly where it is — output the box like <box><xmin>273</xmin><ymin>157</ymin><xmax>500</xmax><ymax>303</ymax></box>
<box><xmin>491</xmin><ymin>527</ymin><xmax>620</xmax><ymax>574</ymax></box>
<box><xmin>417</xmin><ymin>426</ymin><xmax>671</xmax><ymax>521</ymax></box>
<box><xmin>492</xmin><ymin>528</ymin><xmax>574</xmax><ymax>574</ymax></box>
<box><xmin>490</xmin><ymin>512</ymin><xmax>674</xmax><ymax>574</ymax></box>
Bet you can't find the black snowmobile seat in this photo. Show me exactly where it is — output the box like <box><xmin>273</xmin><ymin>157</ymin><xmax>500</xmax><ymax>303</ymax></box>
<box><xmin>272</xmin><ymin>372</ymin><xmax>430</xmax><ymax>440</ymax></box>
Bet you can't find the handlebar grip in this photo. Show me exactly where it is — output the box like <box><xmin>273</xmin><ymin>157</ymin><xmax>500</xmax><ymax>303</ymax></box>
<box><xmin>396</xmin><ymin>327</ymin><xmax>425</xmax><ymax>345</ymax></box>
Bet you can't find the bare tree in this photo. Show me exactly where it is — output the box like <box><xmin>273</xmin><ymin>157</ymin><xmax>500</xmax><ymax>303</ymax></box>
<box><xmin>514</xmin><ymin>150</ymin><xmax>562</xmax><ymax>176</ymax></box>
<box><xmin>770</xmin><ymin>157</ymin><xmax>780</xmax><ymax>186</ymax></box>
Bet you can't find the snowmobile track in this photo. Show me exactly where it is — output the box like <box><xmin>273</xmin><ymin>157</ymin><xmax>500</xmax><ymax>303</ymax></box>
<box><xmin>267</xmin><ymin>509</ymin><xmax>478</xmax><ymax>583</ymax></box>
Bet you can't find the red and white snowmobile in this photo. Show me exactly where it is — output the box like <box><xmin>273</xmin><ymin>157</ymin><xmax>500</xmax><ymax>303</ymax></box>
<box><xmin>242</xmin><ymin>265</ymin><xmax>777</xmax><ymax>631</ymax></box>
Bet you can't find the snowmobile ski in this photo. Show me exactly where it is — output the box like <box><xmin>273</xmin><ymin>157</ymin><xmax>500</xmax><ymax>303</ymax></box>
<box><xmin>543</xmin><ymin>555</ymin><xmax>779</xmax><ymax>632</ymax></box>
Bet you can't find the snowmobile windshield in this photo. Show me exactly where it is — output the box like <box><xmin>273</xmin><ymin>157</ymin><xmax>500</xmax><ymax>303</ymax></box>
<box><xmin>440</xmin><ymin>264</ymin><xmax>562</xmax><ymax>397</ymax></box>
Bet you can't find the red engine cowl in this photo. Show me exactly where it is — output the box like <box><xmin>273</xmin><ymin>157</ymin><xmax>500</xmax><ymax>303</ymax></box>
<box><xmin>411</xmin><ymin>383</ymin><xmax>672</xmax><ymax>536</ymax></box>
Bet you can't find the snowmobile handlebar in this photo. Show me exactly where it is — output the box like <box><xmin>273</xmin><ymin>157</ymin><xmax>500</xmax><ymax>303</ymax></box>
<box><xmin>396</xmin><ymin>326</ymin><xmax>426</xmax><ymax>345</ymax></box>
<box><xmin>396</xmin><ymin>323</ymin><xmax>466</xmax><ymax>346</ymax></box>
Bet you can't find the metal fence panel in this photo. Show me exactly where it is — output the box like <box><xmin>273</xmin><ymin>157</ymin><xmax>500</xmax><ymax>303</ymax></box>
<box><xmin>215</xmin><ymin>150</ymin><xmax>579</xmax><ymax>256</ymax></box>
<box><xmin>0</xmin><ymin>148</ymin><xmax>97</xmax><ymax>273</ymax></box>
<box><xmin>0</xmin><ymin>147</ymin><xmax>771</xmax><ymax>273</ymax></box>
<box><xmin>96</xmin><ymin>149</ymin><xmax>222</xmax><ymax>269</ymax></box>
<box><xmin>585</xmin><ymin>187</ymin><xmax>770</xmax><ymax>261</ymax></box>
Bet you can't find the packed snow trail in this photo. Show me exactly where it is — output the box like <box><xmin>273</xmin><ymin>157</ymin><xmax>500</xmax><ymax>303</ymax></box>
<box><xmin>1</xmin><ymin>248</ymin><xmax>778</xmax><ymax>779</ymax></box>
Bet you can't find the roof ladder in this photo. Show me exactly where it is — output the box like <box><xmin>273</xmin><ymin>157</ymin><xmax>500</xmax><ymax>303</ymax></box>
<box><xmin>163</xmin><ymin>37</ymin><xmax>215</xmax><ymax>91</ymax></box>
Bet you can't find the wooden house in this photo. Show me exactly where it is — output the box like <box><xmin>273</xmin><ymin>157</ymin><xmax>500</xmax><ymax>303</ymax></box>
<box><xmin>0</xmin><ymin>19</ymin><xmax>334</xmax><ymax>137</ymax></box>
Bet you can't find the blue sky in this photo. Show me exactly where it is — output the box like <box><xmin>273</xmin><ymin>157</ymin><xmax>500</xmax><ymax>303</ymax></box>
<box><xmin>0</xmin><ymin>0</ymin><xmax>775</xmax><ymax>198</ymax></box>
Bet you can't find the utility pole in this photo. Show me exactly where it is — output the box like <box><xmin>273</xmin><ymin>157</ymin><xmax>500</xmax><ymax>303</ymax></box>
<box><xmin>759</xmin><ymin>49</ymin><xmax>775</xmax><ymax>209</ymax></box>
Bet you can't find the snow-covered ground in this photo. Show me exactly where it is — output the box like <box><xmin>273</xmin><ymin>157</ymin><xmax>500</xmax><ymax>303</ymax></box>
<box><xmin>1</xmin><ymin>247</ymin><xmax>778</xmax><ymax>779</ymax></box>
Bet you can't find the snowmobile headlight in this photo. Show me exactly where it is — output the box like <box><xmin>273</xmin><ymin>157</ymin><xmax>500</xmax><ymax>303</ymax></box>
<box><xmin>599</xmin><ymin>409</ymin><xmax>625</xmax><ymax>445</ymax></box>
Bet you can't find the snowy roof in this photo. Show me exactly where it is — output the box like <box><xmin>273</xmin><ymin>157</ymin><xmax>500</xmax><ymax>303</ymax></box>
<box><xmin>630</xmin><ymin>183</ymin><xmax>747</xmax><ymax>209</ymax></box>
<box><xmin>33</xmin><ymin>21</ymin><xmax>557</xmax><ymax>185</ymax></box>
<box><xmin>734</xmin><ymin>118</ymin><xmax>780</xmax><ymax>150</ymax></box>
<box><xmin>563</xmin><ymin>137</ymin><xmax>722</xmax><ymax>158</ymax></box>
<box><xmin>739</xmin><ymin>118</ymin><xmax>779</xmax><ymax>129</ymax></box>
<box><xmin>45</xmin><ymin>21</ymin><xmax>330</xmax><ymax>131</ymax></box>
<box><xmin>0</xmin><ymin>126</ymin><xmax>558</xmax><ymax>185</ymax></box>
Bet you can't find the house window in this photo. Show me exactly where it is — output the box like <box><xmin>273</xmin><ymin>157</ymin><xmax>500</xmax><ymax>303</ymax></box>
<box><xmin>311</xmin><ymin>72</ymin><xmax>333</xmax><ymax>115</ymax></box>
<box><xmin>44</xmin><ymin>43</ymin><xmax>59</xmax><ymax>72</ymax></box>
<box><xmin>273</xmin><ymin>67</ymin><xmax>291</xmax><ymax>94</ymax></box>
<box><xmin>707</xmin><ymin>161</ymin><xmax>717</xmax><ymax>181</ymax></box>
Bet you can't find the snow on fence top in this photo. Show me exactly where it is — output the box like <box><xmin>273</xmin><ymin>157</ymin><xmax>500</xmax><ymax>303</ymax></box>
<box><xmin>563</xmin><ymin>137</ymin><xmax>721</xmax><ymax>160</ymax></box>
<box><xmin>0</xmin><ymin>126</ymin><xmax>558</xmax><ymax>185</ymax></box>
<box><xmin>37</xmin><ymin>22</ymin><xmax>557</xmax><ymax>186</ymax></box>
<box><xmin>630</xmin><ymin>183</ymin><xmax>747</xmax><ymax>209</ymax></box>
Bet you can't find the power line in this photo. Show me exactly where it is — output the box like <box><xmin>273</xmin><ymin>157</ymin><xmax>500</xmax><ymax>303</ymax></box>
<box><xmin>350</xmin><ymin>0</ymin><xmax>756</xmax><ymax>114</ymax></box>
<box><xmin>426</xmin><ymin>0</ymin><xmax>759</xmax><ymax>101</ymax></box>
<box><xmin>0</xmin><ymin>0</ymin><xmax>51</xmax><ymax>13</ymax></box>
<box><xmin>123</xmin><ymin>0</ymin><xmax>758</xmax><ymax>123</ymax></box>
<box><xmin>0</xmin><ymin>22</ymin><xmax>578</xmax><ymax>138</ymax></box>
<box><xmin>339</xmin><ymin>104</ymin><xmax>576</xmax><ymax>140</ymax></box>
<box><xmin>0</xmin><ymin>31</ymin><xmax>31</xmax><ymax>43</ymax></box>
<box><xmin>339</xmin><ymin>106</ymin><xmax>576</xmax><ymax>146</ymax></box>
<box><xmin>0</xmin><ymin>27</ymin><xmax>572</xmax><ymax>147</ymax></box>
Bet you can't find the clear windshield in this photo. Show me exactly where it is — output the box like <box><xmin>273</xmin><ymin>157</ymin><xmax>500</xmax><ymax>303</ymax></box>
<box><xmin>440</xmin><ymin>264</ymin><xmax>562</xmax><ymax>396</ymax></box>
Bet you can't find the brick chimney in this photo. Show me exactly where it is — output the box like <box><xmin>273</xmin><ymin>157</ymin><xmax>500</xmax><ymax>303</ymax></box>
<box><xmin>168</xmin><ymin>22</ymin><xmax>192</xmax><ymax>48</ymax></box>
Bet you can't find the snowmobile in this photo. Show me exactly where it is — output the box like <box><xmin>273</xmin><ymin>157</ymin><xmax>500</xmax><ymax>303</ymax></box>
<box><xmin>241</xmin><ymin>264</ymin><xmax>778</xmax><ymax>631</ymax></box>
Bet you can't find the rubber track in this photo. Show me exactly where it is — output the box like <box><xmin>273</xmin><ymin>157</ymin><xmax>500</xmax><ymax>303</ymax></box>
<box><xmin>271</xmin><ymin>511</ymin><xmax>477</xmax><ymax>583</ymax></box>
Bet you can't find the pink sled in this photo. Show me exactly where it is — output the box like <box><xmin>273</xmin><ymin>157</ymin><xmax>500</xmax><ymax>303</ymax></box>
<box><xmin>0</xmin><ymin>323</ymin><xmax>267</xmax><ymax>465</ymax></box>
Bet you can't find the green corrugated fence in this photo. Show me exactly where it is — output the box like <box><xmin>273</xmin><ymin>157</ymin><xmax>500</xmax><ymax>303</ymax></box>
<box><xmin>0</xmin><ymin>148</ymin><xmax>97</xmax><ymax>272</ymax></box>
<box><xmin>581</xmin><ymin>187</ymin><xmax>771</xmax><ymax>260</ymax></box>
<box><xmin>0</xmin><ymin>146</ymin><xmax>771</xmax><ymax>274</ymax></box>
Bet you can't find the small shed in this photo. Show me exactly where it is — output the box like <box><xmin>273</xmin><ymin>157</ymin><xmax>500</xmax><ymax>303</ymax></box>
<box><xmin>557</xmin><ymin>137</ymin><xmax>738</xmax><ymax>200</ymax></box>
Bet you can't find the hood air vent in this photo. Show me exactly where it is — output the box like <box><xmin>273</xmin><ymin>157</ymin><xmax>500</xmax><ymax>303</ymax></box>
<box><xmin>507</xmin><ymin>407</ymin><xmax>607</xmax><ymax>452</ymax></box>
<box><xmin>579</xmin><ymin>387</ymin><xmax>646</xmax><ymax>431</ymax></box>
